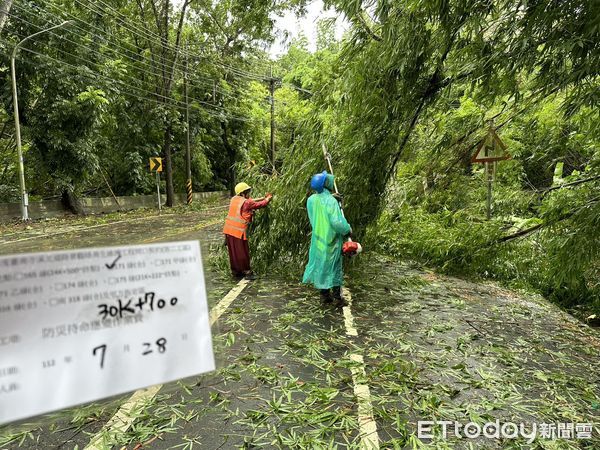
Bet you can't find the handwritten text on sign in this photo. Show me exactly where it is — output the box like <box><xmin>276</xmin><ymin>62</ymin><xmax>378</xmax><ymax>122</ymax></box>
<box><xmin>0</xmin><ymin>241</ymin><xmax>214</xmax><ymax>424</ymax></box>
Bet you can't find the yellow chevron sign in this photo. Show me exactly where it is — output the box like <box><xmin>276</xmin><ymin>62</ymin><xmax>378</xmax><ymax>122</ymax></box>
<box><xmin>149</xmin><ymin>157</ymin><xmax>163</xmax><ymax>172</ymax></box>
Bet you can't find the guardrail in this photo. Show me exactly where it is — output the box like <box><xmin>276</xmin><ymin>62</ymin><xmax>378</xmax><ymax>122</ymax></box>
<box><xmin>0</xmin><ymin>191</ymin><xmax>228</xmax><ymax>221</ymax></box>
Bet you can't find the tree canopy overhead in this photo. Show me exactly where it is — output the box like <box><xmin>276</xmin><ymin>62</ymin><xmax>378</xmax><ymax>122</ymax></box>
<box><xmin>0</xmin><ymin>0</ymin><xmax>598</xmax><ymax>311</ymax></box>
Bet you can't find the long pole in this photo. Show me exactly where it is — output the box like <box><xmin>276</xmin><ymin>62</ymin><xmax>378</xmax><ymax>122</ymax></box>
<box><xmin>321</xmin><ymin>142</ymin><xmax>339</xmax><ymax>194</ymax></box>
<box><xmin>485</xmin><ymin>121</ymin><xmax>493</xmax><ymax>220</ymax></box>
<box><xmin>184</xmin><ymin>45</ymin><xmax>192</xmax><ymax>204</ymax></box>
<box><xmin>486</xmin><ymin>162</ymin><xmax>492</xmax><ymax>220</ymax></box>
<box><xmin>322</xmin><ymin>141</ymin><xmax>353</xmax><ymax>245</ymax></box>
<box><xmin>156</xmin><ymin>171</ymin><xmax>162</xmax><ymax>213</ymax></box>
<box><xmin>269</xmin><ymin>67</ymin><xmax>275</xmax><ymax>166</ymax></box>
<box><xmin>11</xmin><ymin>20</ymin><xmax>72</xmax><ymax>221</ymax></box>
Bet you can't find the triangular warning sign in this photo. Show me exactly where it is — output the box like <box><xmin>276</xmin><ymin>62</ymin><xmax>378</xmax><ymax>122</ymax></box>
<box><xmin>471</xmin><ymin>128</ymin><xmax>510</xmax><ymax>163</ymax></box>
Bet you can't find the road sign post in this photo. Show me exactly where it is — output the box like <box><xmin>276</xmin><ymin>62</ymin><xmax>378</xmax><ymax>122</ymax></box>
<box><xmin>149</xmin><ymin>157</ymin><xmax>163</xmax><ymax>213</ymax></box>
<box><xmin>471</xmin><ymin>125</ymin><xmax>509</xmax><ymax>220</ymax></box>
<box><xmin>486</xmin><ymin>162</ymin><xmax>493</xmax><ymax>220</ymax></box>
<box><xmin>156</xmin><ymin>171</ymin><xmax>162</xmax><ymax>213</ymax></box>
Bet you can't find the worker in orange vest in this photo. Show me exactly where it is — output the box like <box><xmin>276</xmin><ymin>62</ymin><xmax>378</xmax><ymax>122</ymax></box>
<box><xmin>223</xmin><ymin>182</ymin><xmax>273</xmax><ymax>279</ymax></box>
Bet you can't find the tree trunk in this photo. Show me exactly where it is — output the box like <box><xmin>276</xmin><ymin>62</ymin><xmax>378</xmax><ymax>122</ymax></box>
<box><xmin>163</xmin><ymin>125</ymin><xmax>175</xmax><ymax>206</ymax></box>
<box><xmin>0</xmin><ymin>0</ymin><xmax>14</xmax><ymax>32</ymax></box>
<box><xmin>61</xmin><ymin>188</ymin><xmax>86</xmax><ymax>215</ymax></box>
<box><xmin>221</xmin><ymin>121</ymin><xmax>236</xmax><ymax>196</ymax></box>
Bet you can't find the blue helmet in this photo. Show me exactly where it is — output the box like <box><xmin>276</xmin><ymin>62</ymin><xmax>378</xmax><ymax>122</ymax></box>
<box><xmin>310</xmin><ymin>171</ymin><xmax>328</xmax><ymax>193</ymax></box>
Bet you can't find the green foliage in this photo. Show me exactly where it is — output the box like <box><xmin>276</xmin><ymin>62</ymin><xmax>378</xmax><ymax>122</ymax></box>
<box><xmin>0</xmin><ymin>0</ymin><xmax>305</xmax><ymax>201</ymax></box>
<box><xmin>372</xmin><ymin>206</ymin><xmax>504</xmax><ymax>273</ymax></box>
<box><xmin>0</xmin><ymin>0</ymin><xmax>598</xmax><ymax>315</ymax></box>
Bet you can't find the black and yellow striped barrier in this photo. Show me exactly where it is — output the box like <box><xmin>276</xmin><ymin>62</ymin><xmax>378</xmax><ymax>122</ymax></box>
<box><xmin>186</xmin><ymin>179</ymin><xmax>193</xmax><ymax>204</ymax></box>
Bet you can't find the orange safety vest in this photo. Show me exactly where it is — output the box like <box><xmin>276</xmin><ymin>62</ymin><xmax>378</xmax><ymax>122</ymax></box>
<box><xmin>223</xmin><ymin>196</ymin><xmax>250</xmax><ymax>240</ymax></box>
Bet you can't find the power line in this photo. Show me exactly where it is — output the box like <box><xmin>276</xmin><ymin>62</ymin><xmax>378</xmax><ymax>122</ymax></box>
<box><xmin>6</xmin><ymin>11</ymin><xmax>307</xmax><ymax>108</ymax></box>
<box><xmin>9</xmin><ymin>40</ymin><xmax>259</xmax><ymax>123</ymax></box>
<box><xmin>15</xmin><ymin>0</ymin><xmax>174</xmax><ymax>75</ymax></box>
<box><xmin>10</xmin><ymin>0</ymin><xmax>290</xmax><ymax>105</ymax></box>
<box><xmin>79</xmin><ymin>0</ymin><xmax>272</xmax><ymax>82</ymax></box>
<box><xmin>9</xmin><ymin>2</ymin><xmax>237</xmax><ymax>99</ymax></box>
<box><xmin>4</xmin><ymin>16</ymin><xmax>265</xmax><ymax>112</ymax></box>
<box><xmin>3</xmin><ymin>6</ymin><xmax>310</xmax><ymax>119</ymax></box>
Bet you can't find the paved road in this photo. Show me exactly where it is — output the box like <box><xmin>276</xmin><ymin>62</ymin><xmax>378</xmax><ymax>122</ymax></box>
<box><xmin>1</xmin><ymin>208</ymin><xmax>599</xmax><ymax>449</ymax></box>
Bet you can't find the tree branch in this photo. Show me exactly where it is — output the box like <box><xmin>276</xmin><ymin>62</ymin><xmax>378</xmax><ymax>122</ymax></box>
<box><xmin>540</xmin><ymin>175</ymin><xmax>600</xmax><ymax>196</ymax></box>
<box><xmin>166</xmin><ymin>0</ymin><xmax>192</xmax><ymax>92</ymax></box>
<box><xmin>354</xmin><ymin>10</ymin><xmax>381</xmax><ymax>42</ymax></box>
<box><xmin>497</xmin><ymin>196</ymin><xmax>599</xmax><ymax>243</ymax></box>
<box><xmin>0</xmin><ymin>0</ymin><xmax>13</xmax><ymax>32</ymax></box>
<box><xmin>497</xmin><ymin>223</ymin><xmax>544</xmax><ymax>242</ymax></box>
<box><xmin>384</xmin><ymin>19</ymin><xmax>466</xmax><ymax>183</ymax></box>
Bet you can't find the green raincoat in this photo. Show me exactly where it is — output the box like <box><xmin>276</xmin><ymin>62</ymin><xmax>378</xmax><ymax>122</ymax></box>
<box><xmin>302</xmin><ymin>188</ymin><xmax>351</xmax><ymax>289</ymax></box>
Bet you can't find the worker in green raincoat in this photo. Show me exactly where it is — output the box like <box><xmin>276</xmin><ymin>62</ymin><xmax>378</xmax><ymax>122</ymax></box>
<box><xmin>303</xmin><ymin>171</ymin><xmax>352</xmax><ymax>307</ymax></box>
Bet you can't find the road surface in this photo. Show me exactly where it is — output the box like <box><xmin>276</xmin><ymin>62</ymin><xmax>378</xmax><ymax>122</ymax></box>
<box><xmin>1</xmin><ymin>206</ymin><xmax>599</xmax><ymax>449</ymax></box>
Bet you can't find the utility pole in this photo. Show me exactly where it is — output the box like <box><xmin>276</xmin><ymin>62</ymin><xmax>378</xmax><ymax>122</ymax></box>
<box><xmin>11</xmin><ymin>20</ymin><xmax>72</xmax><ymax>221</ymax></box>
<box><xmin>268</xmin><ymin>66</ymin><xmax>276</xmax><ymax>166</ymax></box>
<box><xmin>184</xmin><ymin>45</ymin><xmax>192</xmax><ymax>205</ymax></box>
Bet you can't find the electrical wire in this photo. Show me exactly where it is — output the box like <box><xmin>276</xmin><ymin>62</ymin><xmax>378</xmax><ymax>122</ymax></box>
<box><xmin>10</xmin><ymin>42</ymin><xmax>260</xmax><ymax>123</ymax></box>
<box><xmin>2</xmin><ymin>13</ymin><xmax>223</xmax><ymax>106</ymax></box>
<box><xmin>3</xmin><ymin>4</ymin><xmax>311</xmax><ymax>120</ymax></box>
<box><xmin>80</xmin><ymin>0</ymin><xmax>273</xmax><ymax>81</ymax></box>
<box><xmin>11</xmin><ymin>0</ymin><xmax>302</xmax><ymax>100</ymax></box>
<box><xmin>9</xmin><ymin>2</ymin><xmax>237</xmax><ymax>99</ymax></box>
<box><xmin>3</xmin><ymin>11</ymin><xmax>263</xmax><ymax>109</ymax></box>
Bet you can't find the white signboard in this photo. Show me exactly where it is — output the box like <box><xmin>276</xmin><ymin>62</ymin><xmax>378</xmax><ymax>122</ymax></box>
<box><xmin>0</xmin><ymin>241</ymin><xmax>214</xmax><ymax>424</ymax></box>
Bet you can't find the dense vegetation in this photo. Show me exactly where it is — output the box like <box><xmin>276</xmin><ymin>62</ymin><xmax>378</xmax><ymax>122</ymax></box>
<box><xmin>1</xmin><ymin>1</ymin><xmax>598</xmax><ymax>314</ymax></box>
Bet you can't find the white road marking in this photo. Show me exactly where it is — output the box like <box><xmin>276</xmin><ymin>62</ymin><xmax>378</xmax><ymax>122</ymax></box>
<box><xmin>342</xmin><ymin>288</ymin><xmax>380</xmax><ymax>449</ymax></box>
<box><xmin>84</xmin><ymin>278</ymin><xmax>250</xmax><ymax>450</ymax></box>
<box><xmin>0</xmin><ymin>205</ymin><xmax>228</xmax><ymax>246</ymax></box>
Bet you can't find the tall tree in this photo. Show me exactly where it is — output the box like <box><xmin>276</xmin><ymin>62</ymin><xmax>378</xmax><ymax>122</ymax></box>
<box><xmin>0</xmin><ymin>0</ymin><xmax>13</xmax><ymax>32</ymax></box>
<box><xmin>134</xmin><ymin>0</ymin><xmax>192</xmax><ymax>207</ymax></box>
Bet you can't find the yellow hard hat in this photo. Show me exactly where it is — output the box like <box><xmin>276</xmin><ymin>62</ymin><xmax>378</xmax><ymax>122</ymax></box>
<box><xmin>235</xmin><ymin>182</ymin><xmax>252</xmax><ymax>195</ymax></box>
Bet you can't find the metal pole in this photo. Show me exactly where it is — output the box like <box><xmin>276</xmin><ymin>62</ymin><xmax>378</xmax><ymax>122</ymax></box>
<box><xmin>269</xmin><ymin>67</ymin><xmax>275</xmax><ymax>166</ymax></box>
<box><xmin>156</xmin><ymin>171</ymin><xmax>162</xmax><ymax>213</ymax></box>
<box><xmin>486</xmin><ymin>162</ymin><xmax>492</xmax><ymax>220</ymax></box>
<box><xmin>184</xmin><ymin>45</ymin><xmax>192</xmax><ymax>204</ymax></box>
<box><xmin>10</xmin><ymin>21</ymin><xmax>72</xmax><ymax>221</ymax></box>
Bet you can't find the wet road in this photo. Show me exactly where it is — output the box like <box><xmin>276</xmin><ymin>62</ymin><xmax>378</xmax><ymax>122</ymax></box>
<box><xmin>1</xmin><ymin>208</ymin><xmax>599</xmax><ymax>449</ymax></box>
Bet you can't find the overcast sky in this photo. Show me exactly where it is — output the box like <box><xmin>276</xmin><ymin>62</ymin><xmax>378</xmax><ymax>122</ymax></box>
<box><xmin>269</xmin><ymin>0</ymin><xmax>348</xmax><ymax>58</ymax></box>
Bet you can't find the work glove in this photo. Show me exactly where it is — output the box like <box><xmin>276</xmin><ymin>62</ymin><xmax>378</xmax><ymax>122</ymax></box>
<box><xmin>332</xmin><ymin>192</ymin><xmax>343</xmax><ymax>205</ymax></box>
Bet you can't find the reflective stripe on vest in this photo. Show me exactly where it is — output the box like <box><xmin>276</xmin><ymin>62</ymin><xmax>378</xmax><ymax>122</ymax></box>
<box><xmin>223</xmin><ymin>196</ymin><xmax>248</xmax><ymax>239</ymax></box>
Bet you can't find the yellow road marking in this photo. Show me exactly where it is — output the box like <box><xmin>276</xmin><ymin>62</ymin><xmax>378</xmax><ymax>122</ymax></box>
<box><xmin>0</xmin><ymin>205</ymin><xmax>227</xmax><ymax>246</ymax></box>
<box><xmin>342</xmin><ymin>289</ymin><xmax>358</xmax><ymax>336</ymax></box>
<box><xmin>84</xmin><ymin>277</ymin><xmax>250</xmax><ymax>450</ymax></box>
